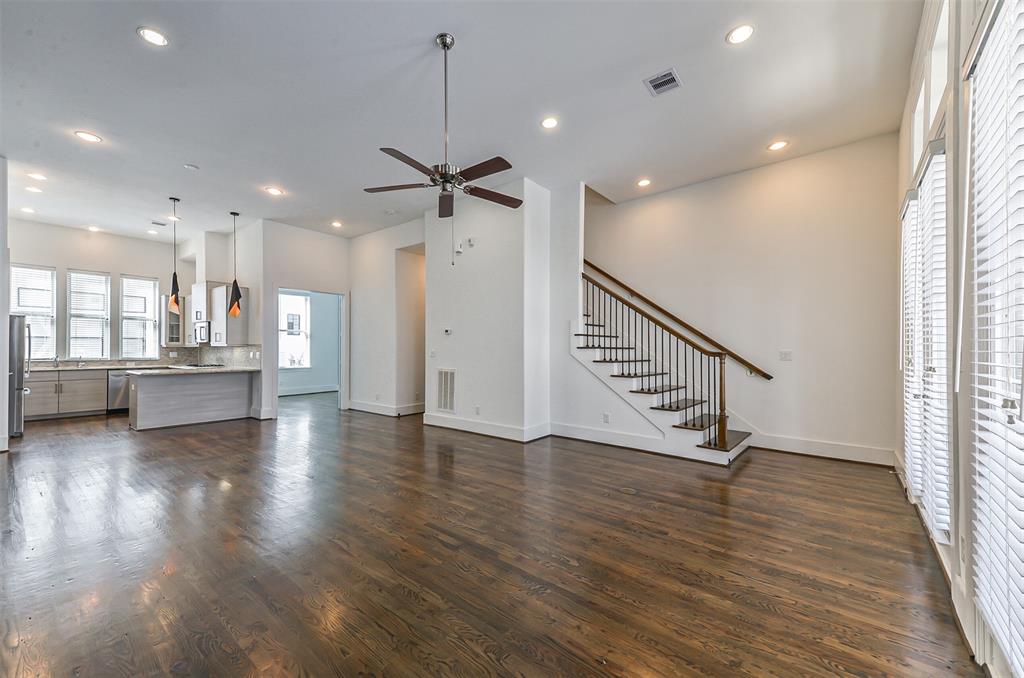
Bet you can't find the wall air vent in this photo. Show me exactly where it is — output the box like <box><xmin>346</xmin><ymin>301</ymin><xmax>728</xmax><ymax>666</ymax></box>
<box><xmin>437</xmin><ymin>368</ymin><xmax>456</xmax><ymax>413</ymax></box>
<box><xmin>643</xmin><ymin>68</ymin><xmax>681</xmax><ymax>97</ymax></box>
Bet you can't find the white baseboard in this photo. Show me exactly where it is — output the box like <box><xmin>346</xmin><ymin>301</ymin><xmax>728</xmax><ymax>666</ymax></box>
<box><xmin>396</xmin><ymin>402</ymin><xmax>425</xmax><ymax>416</ymax></box>
<box><xmin>753</xmin><ymin>433</ymin><xmax>894</xmax><ymax>466</ymax></box>
<box><xmin>278</xmin><ymin>385</ymin><xmax>339</xmax><ymax>397</ymax></box>
<box><xmin>251</xmin><ymin>406</ymin><xmax>275</xmax><ymax>420</ymax></box>
<box><xmin>349</xmin><ymin>400</ymin><xmax>402</xmax><ymax>417</ymax></box>
<box><xmin>550</xmin><ymin>422</ymin><xmax>734</xmax><ymax>465</ymax></box>
<box><xmin>423</xmin><ymin>413</ymin><xmax>548</xmax><ymax>442</ymax></box>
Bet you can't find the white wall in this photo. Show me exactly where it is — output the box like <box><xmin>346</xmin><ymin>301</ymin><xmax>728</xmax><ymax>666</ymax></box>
<box><xmin>423</xmin><ymin>178</ymin><xmax>550</xmax><ymax>441</ymax></box>
<box><xmin>278</xmin><ymin>290</ymin><xmax>340</xmax><ymax>396</ymax></box>
<box><xmin>8</xmin><ymin>218</ymin><xmax>194</xmax><ymax>360</ymax></box>
<box><xmin>395</xmin><ymin>249</ymin><xmax>425</xmax><ymax>413</ymax></box>
<box><xmin>255</xmin><ymin>219</ymin><xmax>350</xmax><ymax>418</ymax></box>
<box><xmin>558</xmin><ymin>134</ymin><xmax>901</xmax><ymax>464</ymax></box>
<box><xmin>349</xmin><ymin>217</ymin><xmax>424</xmax><ymax>416</ymax></box>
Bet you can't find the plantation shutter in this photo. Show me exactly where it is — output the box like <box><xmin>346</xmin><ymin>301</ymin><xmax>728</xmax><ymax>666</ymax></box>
<box><xmin>969</xmin><ymin>0</ymin><xmax>1024</xmax><ymax>672</ymax></box>
<box><xmin>120</xmin><ymin>276</ymin><xmax>158</xmax><ymax>359</ymax></box>
<box><xmin>67</xmin><ymin>270</ymin><xmax>110</xmax><ymax>360</ymax></box>
<box><xmin>10</xmin><ymin>265</ymin><xmax>57</xmax><ymax>360</ymax></box>
<box><xmin>901</xmin><ymin>148</ymin><xmax>951</xmax><ymax>542</ymax></box>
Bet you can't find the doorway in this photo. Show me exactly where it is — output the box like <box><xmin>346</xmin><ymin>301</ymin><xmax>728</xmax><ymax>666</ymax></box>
<box><xmin>277</xmin><ymin>288</ymin><xmax>344</xmax><ymax>400</ymax></box>
<box><xmin>395</xmin><ymin>244</ymin><xmax>426</xmax><ymax>415</ymax></box>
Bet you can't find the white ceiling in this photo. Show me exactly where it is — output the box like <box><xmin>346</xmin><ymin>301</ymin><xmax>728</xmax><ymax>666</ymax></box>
<box><xmin>1</xmin><ymin>1</ymin><xmax>922</xmax><ymax>243</ymax></box>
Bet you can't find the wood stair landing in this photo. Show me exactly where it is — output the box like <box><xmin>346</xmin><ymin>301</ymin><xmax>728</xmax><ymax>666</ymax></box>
<box><xmin>650</xmin><ymin>398</ymin><xmax>704</xmax><ymax>412</ymax></box>
<box><xmin>697</xmin><ymin>430</ymin><xmax>752</xmax><ymax>452</ymax></box>
<box><xmin>610</xmin><ymin>371</ymin><xmax>667</xmax><ymax>379</ymax></box>
<box><xmin>577</xmin><ymin>345</ymin><xmax>636</xmax><ymax>351</ymax></box>
<box><xmin>594</xmin><ymin>359</ymin><xmax>651</xmax><ymax>364</ymax></box>
<box><xmin>630</xmin><ymin>384</ymin><xmax>685</xmax><ymax>395</ymax></box>
<box><xmin>673</xmin><ymin>414</ymin><xmax>717</xmax><ymax>431</ymax></box>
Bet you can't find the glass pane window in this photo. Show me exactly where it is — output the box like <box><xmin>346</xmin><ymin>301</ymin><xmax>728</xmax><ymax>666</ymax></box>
<box><xmin>278</xmin><ymin>293</ymin><xmax>310</xmax><ymax>368</ymax></box>
<box><xmin>120</xmin><ymin>276</ymin><xmax>158</xmax><ymax>359</ymax></box>
<box><xmin>67</xmin><ymin>270</ymin><xmax>110</xmax><ymax>360</ymax></box>
<box><xmin>10</xmin><ymin>264</ymin><xmax>57</xmax><ymax>360</ymax></box>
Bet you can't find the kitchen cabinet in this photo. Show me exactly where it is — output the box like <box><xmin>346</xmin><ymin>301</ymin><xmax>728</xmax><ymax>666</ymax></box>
<box><xmin>57</xmin><ymin>371</ymin><xmax>107</xmax><ymax>414</ymax></box>
<box><xmin>210</xmin><ymin>284</ymin><xmax>250</xmax><ymax>346</ymax></box>
<box><xmin>160</xmin><ymin>294</ymin><xmax>187</xmax><ymax>347</ymax></box>
<box><xmin>190</xmin><ymin>282</ymin><xmax>226</xmax><ymax>324</ymax></box>
<box><xmin>25</xmin><ymin>370</ymin><xmax>107</xmax><ymax>419</ymax></box>
<box><xmin>25</xmin><ymin>372</ymin><xmax>59</xmax><ymax>418</ymax></box>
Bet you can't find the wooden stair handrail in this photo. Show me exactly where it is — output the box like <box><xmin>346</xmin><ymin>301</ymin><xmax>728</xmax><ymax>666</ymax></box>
<box><xmin>584</xmin><ymin>259</ymin><xmax>773</xmax><ymax>380</ymax></box>
<box><xmin>581</xmin><ymin>273</ymin><xmax>725</xmax><ymax>360</ymax></box>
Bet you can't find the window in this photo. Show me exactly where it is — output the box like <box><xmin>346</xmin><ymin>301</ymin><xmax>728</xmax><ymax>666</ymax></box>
<box><xmin>278</xmin><ymin>292</ymin><xmax>310</xmax><ymax>368</ymax></box>
<box><xmin>67</xmin><ymin>270</ymin><xmax>110</xmax><ymax>360</ymax></box>
<box><xmin>10</xmin><ymin>264</ymin><xmax>56</xmax><ymax>360</ymax></box>
<box><xmin>120</xmin><ymin>276</ymin><xmax>159</xmax><ymax>359</ymax></box>
<box><xmin>901</xmin><ymin>149</ymin><xmax>951</xmax><ymax>543</ymax></box>
<box><xmin>969</xmin><ymin>0</ymin><xmax>1024</xmax><ymax>672</ymax></box>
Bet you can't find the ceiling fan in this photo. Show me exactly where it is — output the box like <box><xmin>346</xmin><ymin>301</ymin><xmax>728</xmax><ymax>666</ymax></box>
<box><xmin>364</xmin><ymin>33</ymin><xmax>523</xmax><ymax>219</ymax></box>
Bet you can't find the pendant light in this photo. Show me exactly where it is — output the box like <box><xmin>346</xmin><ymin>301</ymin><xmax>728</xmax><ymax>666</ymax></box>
<box><xmin>168</xmin><ymin>197</ymin><xmax>181</xmax><ymax>314</ymax></box>
<box><xmin>228</xmin><ymin>211</ymin><xmax>242</xmax><ymax>317</ymax></box>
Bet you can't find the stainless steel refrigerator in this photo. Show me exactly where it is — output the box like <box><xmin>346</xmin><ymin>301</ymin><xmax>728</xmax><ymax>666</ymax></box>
<box><xmin>9</xmin><ymin>314</ymin><xmax>28</xmax><ymax>437</ymax></box>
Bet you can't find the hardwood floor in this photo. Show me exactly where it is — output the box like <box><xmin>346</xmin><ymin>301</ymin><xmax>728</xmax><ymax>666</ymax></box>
<box><xmin>0</xmin><ymin>393</ymin><xmax>978</xmax><ymax>676</ymax></box>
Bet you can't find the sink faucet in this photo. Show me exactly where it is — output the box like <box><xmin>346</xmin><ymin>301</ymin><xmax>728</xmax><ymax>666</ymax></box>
<box><xmin>52</xmin><ymin>355</ymin><xmax>60</xmax><ymax>368</ymax></box>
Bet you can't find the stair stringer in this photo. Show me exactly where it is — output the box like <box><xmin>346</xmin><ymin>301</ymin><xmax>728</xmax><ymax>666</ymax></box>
<box><xmin>567</xmin><ymin>324</ymin><xmax>742</xmax><ymax>465</ymax></box>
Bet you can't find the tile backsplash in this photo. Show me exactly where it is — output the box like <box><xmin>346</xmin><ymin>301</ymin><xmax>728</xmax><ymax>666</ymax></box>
<box><xmin>199</xmin><ymin>345</ymin><xmax>262</xmax><ymax>369</ymax></box>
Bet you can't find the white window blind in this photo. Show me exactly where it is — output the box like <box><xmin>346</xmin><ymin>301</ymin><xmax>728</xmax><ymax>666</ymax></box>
<box><xmin>120</xmin><ymin>276</ymin><xmax>158</xmax><ymax>359</ymax></box>
<box><xmin>67</xmin><ymin>270</ymin><xmax>110</xmax><ymax>360</ymax></box>
<box><xmin>10</xmin><ymin>264</ymin><xmax>56</xmax><ymax>360</ymax></box>
<box><xmin>901</xmin><ymin>150</ymin><xmax>951</xmax><ymax>543</ymax></box>
<box><xmin>969</xmin><ymin>0</ymin><xmax>1024</xmax><ymax>673</ymax></box>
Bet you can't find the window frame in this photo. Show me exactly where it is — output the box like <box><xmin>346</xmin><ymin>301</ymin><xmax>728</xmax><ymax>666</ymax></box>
<box><xmin>278</xmin><ymin>292</ymin><xmax>311</xmax><ymax>370</ymax></box>
<box><xmin>10</xmin><ymin>263</ymin><xmax>58</xmax><ymax>361</ymax></box>
<box><xmin>66</xmin><ymin>269</ymin><xmax>111</xmax><ymax>361</ymax></box>
<box><xmin>119</xmin><ymin>274</ymin><xmax>160</xmax><ymax>360</ymax></box>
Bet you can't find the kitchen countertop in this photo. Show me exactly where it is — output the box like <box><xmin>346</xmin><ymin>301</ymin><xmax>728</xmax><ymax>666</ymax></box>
<box><xmin>126</xmin><ymin>366</ymin><xmax>260</xmax><ymax>376</ymax></box>
<box><xmin>31</xmin><ymin>363</ymin><xmax>179</xmax><ymax>373</ymax></box>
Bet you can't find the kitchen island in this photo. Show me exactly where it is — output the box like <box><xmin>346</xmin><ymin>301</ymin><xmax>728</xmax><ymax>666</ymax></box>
<box><xmin>127</xmin><ymin>366</ymin><xmax>260</xmax><ymax>430</ymax></box>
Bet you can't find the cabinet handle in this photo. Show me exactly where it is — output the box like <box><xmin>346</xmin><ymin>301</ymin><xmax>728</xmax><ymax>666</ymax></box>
<box><xmin>54</xmin><ymin>383</ymin><xmax>58</xmax><ymax>394</ymax></box>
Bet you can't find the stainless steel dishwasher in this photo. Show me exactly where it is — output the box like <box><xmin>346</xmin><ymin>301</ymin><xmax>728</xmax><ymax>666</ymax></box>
<box><xmin>107</xmin><ymin>370</ymin><xmax>130</xmax><ymax>411</ymax></box>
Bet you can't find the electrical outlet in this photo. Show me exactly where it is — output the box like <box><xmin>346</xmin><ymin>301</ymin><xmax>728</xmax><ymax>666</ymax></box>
<box><xmin>779</xmin><ymin>350</ymin><xmax>793</xmax><ymax>362</ymax></box>
<box><xmin>169</xmin><ymin>351</ymin><xmax>178</xmax><ymax>358</ymax></box>
<box><xmin>255</xmin><ymin>351</ymin><xmax>261</xmax><ymax>359</ymax></box>
<box><xmin>602</xmin><ymin>412</ymin><xmax>611</xmax><ymax>424</ymax></box>
<box><xmin>249</xmin><ymin>351</ymin><xmax>254</xmax><ymax>359</ymax></box>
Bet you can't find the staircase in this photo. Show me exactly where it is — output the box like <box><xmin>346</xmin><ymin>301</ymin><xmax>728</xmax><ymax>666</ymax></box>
<box><xmin>574</xmin><ymin>262</ymin><xmax>770</xmax><ymax>464</ymax></box>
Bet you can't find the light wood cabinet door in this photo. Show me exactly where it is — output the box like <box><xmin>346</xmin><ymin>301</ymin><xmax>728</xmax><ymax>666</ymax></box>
<box><xmin>57</xmin><ymin>378</ymin><xmax>107</xmax><ymax>413</ymax></box>
<box><xmin>25</xmin><ymin>380</ymin><xmax>60</xmax><ymax>417</ymax></box>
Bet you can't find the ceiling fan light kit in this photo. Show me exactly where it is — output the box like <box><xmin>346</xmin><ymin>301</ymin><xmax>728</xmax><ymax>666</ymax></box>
<box><xmin>364</xmin><ymin>32</ymin><xmax>524</xmax><ymax>220</ymax></box>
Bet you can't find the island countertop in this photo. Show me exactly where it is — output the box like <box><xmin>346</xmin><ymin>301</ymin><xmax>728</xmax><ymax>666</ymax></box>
<box><xmin>126</xmin><ymin>366</ymin><xmax>260</xmax><ymax>376</ymax></box>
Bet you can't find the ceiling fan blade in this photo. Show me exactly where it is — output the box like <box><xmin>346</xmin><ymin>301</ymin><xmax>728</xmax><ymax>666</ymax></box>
<box><xmin>458</xmin><ymin>156</ymin><xmax>512</xmax><ymax>182</ymax></box>
<box><xmin>463</xmin><ymin>185</ymin><xmax>523</xmax><ymax>209</ymax></box>
<box><xmin>439</xmin><ymin>192</ymin><xmax>454</xmax><ymax>218</ymax></box>
<box><xmin>364</xmin><ymin>183</ymin><xmax>432</xmax><ymax>193</ymax></box>
<box><xmin>380</xmin><ymin>148</ymin><xmax>436</xmax><ymax>177</ymax></box>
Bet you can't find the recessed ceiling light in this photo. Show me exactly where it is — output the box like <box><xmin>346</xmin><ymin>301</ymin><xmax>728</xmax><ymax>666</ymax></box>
<box><xmin>27</xmin><ymin>173</ymin><xmax>47</xmax><ymax>181</ymax></box>
<box><xmin>87</xmin><ymin>226</ymin><xmax>100</xmax><ymax>232</ymax></box>
<box><xmin>637</xmin><ymin>178</ymin><xmax>651</xmax><ymax>188</ymax></box>
<box><xmin>726</xmin><ymin>24</ymin><xmax>755</xmax><ymax>45</ymax></box>
<box><xmin>25</xmin><ymin>186</ymin><xmax>42</xmax><ymax>193</ymax></box>
<box><xmin>183</xmin><ymin>163</ymin><xmax>199</xmax><ymax>171</ymax></box>
<box><xmin>541</xmin><ymin>117</ymin><xmax>558</xmax><ymax>129</ymax></box>
<box><xmin>20</xmin><ymin>207</ymin><xmax>35</xmax><ymax>214</ymax></box>
<box><xmin>147</xmin><ymin>229</ymin><xmax>159</xmax><ymax>235</ymax></box>
<box><xmin>767</xmin><ymin>140</ymin><xmax>789</xmax><ymax>151</ymax></box>
<box><xmin>137</xmin><ymin>27</ymin><xmax>169</xmax><ymax>47</ymax></box>
<box><xmin>331</xmin><ymin>221</ymin><xmax>342</xmax><ymax>228</ymax></box>
<box><xmin>263</xmin><ymin>186</ymin><xmax>284</xmax><ymax>196</ymax></box>
<box><xmin>74</xmin><ymin>130</ymin><xmax>103</xmax><ymax>143</ymax></box>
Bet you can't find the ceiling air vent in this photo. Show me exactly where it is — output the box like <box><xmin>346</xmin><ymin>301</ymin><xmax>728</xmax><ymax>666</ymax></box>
<box><xmin>644</xmin><ymin>68</ymin><xmax>681</xmax><ymax>97</ymax></box>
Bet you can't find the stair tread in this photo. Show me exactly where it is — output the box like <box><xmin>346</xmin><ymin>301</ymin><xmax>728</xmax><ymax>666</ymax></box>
<box><xmin>650</xmin><ymin>398</ymin><xmax>705</xmax><ymax>411</ymax></box>
<box><xmin>697</xmin><ymin>430</ymin><xmax>752</xmax><ymax>453</ymax></box>
<box><xmin>574</xmin><ymin>333</ymin><xmax>617</xmax><ymax>338</ymax></box>
<box><xmin>610</xmin><ymin>371</ymin><xmax>667</xmax><ymax>378</ymax></box>
<box><xmin>584</xmin><ymin>323</ymin><xmax>604</xmax><ymax>327</ymax></box>
<box><xmin>630</xmin><ymin>384</ymin><xmax>686</xmax><ymax>395</ymax></box>
<box><xmin>673</xmin><ymin>414</ymin><xmax>717</xmax><ymax>431</ymax></box>
<box><xmin>594</xmin><ymin>359</ymin><xmax>651</xmax><ymax>364</ymax></box>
